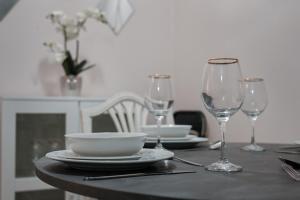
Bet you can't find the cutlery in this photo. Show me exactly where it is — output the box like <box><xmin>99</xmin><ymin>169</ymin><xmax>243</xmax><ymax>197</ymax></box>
<box><xmin>278</xmin><ymin>157</ymin><xmax>300</xmax><ymax>168</ymax></box>
<box><xmin>279</xmin><ymin>145</ymin><xmax>300</xmax><ymax>149</ymax></box>
<box><xmin>281</xmin><ymin>163</ymin><xmax>300</xmax><ymax>181</ymax></box>
<box><xmin>173</xmin><ymin>156</ymin><xmax>204</xmax><ymax>167</ymax></box>
<box><xmin>275</xmin><ymin>150</ymin><xmax>300</xmax><ymax>154</ymax></box>
<box><xmin>83</xmin><ymin>170</ymin><xmax>196</xmax><ymax>181</ymax></box>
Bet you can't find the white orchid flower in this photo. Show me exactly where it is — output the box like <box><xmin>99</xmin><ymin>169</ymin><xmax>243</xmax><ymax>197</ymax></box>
<box><xmin>84</xmin><ymin>7</ymin><xmax>106</xmax><ymax>23</ymax></box>
<box><xmin>60</xmin><ymin>15</ymin><xmax>77</xmax><ymax>27</ymax></box>
<box><xmin>54</xmin><ymin>52</ymin><xmax>66</xmax><ymax>63</ymax></box>
<box><xmin>59</xmin><ymin>15</ymin><xmax>80</xmax><ymax>40</ymax></box>
<box><xmin>76</xmin><ymin>12</ymin><xmax>87</xmax><ymax>26</ymax></box>
<box><xmin>84</xmin><ymin>8</ymin><xmax>100</xmax><ymax>18</ymax></box>
<box><xmin>47</xmin><ymin>11</ymin><xmax>65</xmax><ymax>24</ymax></box>
<box><xmin>76</xmin><ymin>12</ymin><xmax>87</xmax><ymax>31</ymax></box>
<box><xmin>43</xmin><ymin>42</ymin><xmax>63</xmax><ymax>53</ymax></box>
<box><xmin>65</xmin><ymin>25</ymin><xmax>80</xmax><ymax>40</ymax></box>
<box><xmin>43</xmin><ymin>42</ymin><xmax>66</xmax><ymax>63</ymax></box>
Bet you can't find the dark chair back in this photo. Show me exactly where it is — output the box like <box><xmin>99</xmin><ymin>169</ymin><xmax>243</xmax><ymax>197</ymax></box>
<box><xmin>173</xmin><ymin>110</ymin><xmax>207</xmax><ymax>137</ymax></box>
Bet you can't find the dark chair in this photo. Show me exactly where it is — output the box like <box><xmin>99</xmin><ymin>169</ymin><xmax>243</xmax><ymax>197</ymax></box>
<box><xmin>173</xmin><ymin>110</ymin><xmax>207</xmax><ymax>137</ymax></box>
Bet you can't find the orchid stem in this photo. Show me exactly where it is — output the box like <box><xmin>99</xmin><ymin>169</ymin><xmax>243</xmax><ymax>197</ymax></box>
<box><xmin>62</xmin><ymin>26</ymin><xmax>67</xmax><ymax>52</ymax></box>
<box><xmin>75</xmin><ymin>40</ymin><xmax>79</xmax><ymax>63</ymax></box>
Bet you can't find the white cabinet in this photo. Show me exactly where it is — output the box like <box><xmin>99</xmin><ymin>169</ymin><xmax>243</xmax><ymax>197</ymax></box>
<box><xmin>0</xmin><ymin>97</ymin><xmax>106</xmax><ymax>200</ymax></box>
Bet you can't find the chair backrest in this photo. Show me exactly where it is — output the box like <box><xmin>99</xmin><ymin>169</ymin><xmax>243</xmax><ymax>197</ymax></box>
<box><xmin>81</xmin><ymin>92</ymin><xmax>174</xmax><ymax>133</ymax></box>
<box><xmin>173</xmin><ymin>110</ymin><xmax>207</xmax><ymax>137</ymax></box>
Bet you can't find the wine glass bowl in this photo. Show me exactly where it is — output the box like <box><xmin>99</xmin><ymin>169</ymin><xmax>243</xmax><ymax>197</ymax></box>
<box><xmin>201</xmin><ymin>58</ymin><xmax>244</xmax><ymax>172</ymax></box>
<box><xmin>241</xmin><ymin>77</ymin><xmax>268</xmax><ymax>152</ymax></box>
<box><xmin>145</xmin><ymin>74</ymin><xmax>174</xmax><ymax>149</ymax></box>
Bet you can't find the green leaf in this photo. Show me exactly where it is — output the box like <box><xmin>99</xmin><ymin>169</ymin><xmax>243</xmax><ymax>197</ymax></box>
<box><xmin>62</xmin><ymin>51</ymin><xmax>95</xmax><ymax>76</ymax></box>
<box><xmin>75</xmin><ymin>40</ymin><xmax>79</xmax><ymax>63</ymax></box>
<box><xmin>75</xmin><ymin>59</ymin><xmax>87</xmax><ymax>72</ymax></box>
<box><xmin>62</xmin><ymin>51</ymin><xmax>75</xmax><ymax>75</ymax></box>
<box><xmin>78</xmin><ymin>64</ymin><xmax>96</xmax><ymax>74</ymax></box>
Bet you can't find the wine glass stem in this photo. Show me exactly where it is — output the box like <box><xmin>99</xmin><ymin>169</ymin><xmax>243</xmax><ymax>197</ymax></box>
<box><xmin>219</xmin><ymin>121</ymin><xmax>227</xmax><ymax>161</ymax></box>
<box><xmin>250</xmin><ymin>119</ymin><xmax>256</xmax><ymax>145</ymax></box>
<box><xmin>155</xmin><ymin>116</ymin><xmax>164</xmax><ymax>148</ymax></box>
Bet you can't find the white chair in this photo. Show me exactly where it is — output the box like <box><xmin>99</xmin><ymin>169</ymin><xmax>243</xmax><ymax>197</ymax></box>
<box><xmin>81</xmin><ymin>92</ymin><xmax>174</xmax><ymax>133</ymax></box>
<box><xmin>78</xmin><ymin>92</ymin><xmax>174</xmax><ymax>200</ymax></box>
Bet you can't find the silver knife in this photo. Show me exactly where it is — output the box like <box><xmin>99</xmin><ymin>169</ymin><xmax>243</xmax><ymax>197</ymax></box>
<box><xmin>278</xmin><ymin>145</ymin><xmax>300</xmax><ymax>150</ymax></box>
<box><xmin>275</xmin><ymin>150</ymin><xmax>300</xmax><ymax>154</ymax></box>
<box><xmin>279</xmin><ymin>157</ymin><xmax>300</xmax><ymax>168</ymax></box>
<box><xmin>83</xmin><ymin>170</ymin><xmax>196</xmax><ymax>181</ymax></box>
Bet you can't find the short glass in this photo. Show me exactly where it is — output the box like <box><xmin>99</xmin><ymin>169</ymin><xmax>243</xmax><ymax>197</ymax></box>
<box><xmin>241</xmin><ymin>77</ymin><xmax>268</xmax><ymax>152</ymax></box>
<box><xmin>144</xmin><ymin>74</ymin><xmax>174</xmax><ymax>149</ymax></box>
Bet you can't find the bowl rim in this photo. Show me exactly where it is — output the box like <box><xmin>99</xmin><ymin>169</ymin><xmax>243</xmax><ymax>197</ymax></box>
<box><xmin>65</xmin><ymin>132</ymin><xmax>147</xmax><ymax>139</ymax></box>
<box><xmin>141</xmin><ymin>124</ymin><xmax>192</xmax><ymax>129</ymax></box>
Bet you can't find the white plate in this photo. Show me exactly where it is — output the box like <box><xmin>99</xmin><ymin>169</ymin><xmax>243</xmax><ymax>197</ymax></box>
<box><xmin>141</xmin><ymin>124</ymin><xmax>191</xmax><ymax>138</ymax></box>
<box><xmin>146</xmin><ymin>135</ymin><xmax>195</xmax><ymax>142</ymax></box>
<box><xmin>294</xmin><ymin>140</ymin><xmax>300</xmax><ymax>144</ymax></box>
<box><xmin>50</xmin><ymin>150</ymin><xmax>142</xmax><ymax>160</ymax></box>
<box><xmin>46</xmin><ymin>148</ymin><xmax>174</xmax><ymax>171</ymax></box>
<box><xmin>144</xmin><ymin>136</ymin><xmax>208</xmax><ymax>149</ymax></box>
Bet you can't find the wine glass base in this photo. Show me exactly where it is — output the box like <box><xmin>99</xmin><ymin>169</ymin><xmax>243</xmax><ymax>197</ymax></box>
<box><xmin>205</xmin><ymin>159</ymin><xmax>242</xmax><ymax>172</ymax></box>
<box><xmin>154</xmin><ymin>142</ymin><xmax>164</xmax><ymax>150</ymax></box>
<box><xmin>241</xmin><ymin>144</ymin><xmax>265</xmax><ymax>152</ymax></box>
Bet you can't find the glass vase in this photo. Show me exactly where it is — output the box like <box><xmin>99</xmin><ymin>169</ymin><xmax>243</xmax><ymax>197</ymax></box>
<box><xmin>60</xmin><ymin>75</ymin><xmax>82</xmax><ymax>96</ymax></box>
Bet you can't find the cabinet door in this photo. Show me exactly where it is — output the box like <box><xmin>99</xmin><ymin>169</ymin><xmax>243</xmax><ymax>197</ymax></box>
<box><xmin>1</xmin><ymin>100</ymin><xmax>80</xmax><ymax>200</ymax></box>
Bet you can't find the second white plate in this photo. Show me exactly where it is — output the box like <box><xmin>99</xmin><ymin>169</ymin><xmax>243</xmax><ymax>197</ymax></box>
<box><xmin>45</xmin><ymin>148</ymin><xmax>174</xmax><ymax>171</ymax></box>
<box><xmin>146</xmin><ymin>135</ymin><xmax>204</xmax><ymax>142</ymax></box>
<box><xmin>144</xmin><ymin>136</ymin><xmax>208</xmax><ymax>149</ymax></box>
<box><xmin>50</xmin><ymin>150</ymin><xmax>142</xmax><ymax>160</ymax></box>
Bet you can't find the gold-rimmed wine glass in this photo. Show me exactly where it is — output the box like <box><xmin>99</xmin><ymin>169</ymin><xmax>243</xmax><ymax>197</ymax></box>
<box><xmin>201</xmin><ymin>58</ymin><xmax>244</xmax><ymax>172</ymax></box>
<box><xmin>241</xmin><ymin>77</ymin><xmax>268</xmax><ymax>152</ymax></box>
<box><xmin>145</xmin><ymin>74</ymin><xmax>174</xmax><ymax>149</ymax></box>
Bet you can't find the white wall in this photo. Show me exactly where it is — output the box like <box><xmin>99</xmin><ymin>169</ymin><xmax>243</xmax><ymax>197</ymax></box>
<box><xmin>0</xmin><ymin>0</ymin><xmax>300</xmax><ymax>144</ymax></box>
<box><xmin>173</xmin><ymin>0</ymin><xmax>300</xmax><ymax>144</ymax></box>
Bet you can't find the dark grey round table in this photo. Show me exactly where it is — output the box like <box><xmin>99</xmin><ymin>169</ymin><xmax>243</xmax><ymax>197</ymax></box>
<box><xmin>35</xmin><ymin>143</ymin><xmax>300</xmax><ymax>200</ymax></box>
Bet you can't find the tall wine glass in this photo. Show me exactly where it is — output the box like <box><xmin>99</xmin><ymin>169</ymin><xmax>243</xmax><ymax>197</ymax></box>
<box><xmin>145</xmin><ymin>74</ymin><xmax>174</xmax><ymax>149</ymax></box>
<box><xmin>202</xmin><ymin>58</ymin><xmax>244</xmax><ymax>172</ymax></box>
<box><xmin>241</xmin><ymin>78</ymin><xmax>268</xmax><ymax>151</ymax></box>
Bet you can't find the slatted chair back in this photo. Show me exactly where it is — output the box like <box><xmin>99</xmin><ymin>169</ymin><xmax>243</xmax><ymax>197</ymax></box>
<box><xmin>81</xmin><ymin>92</ymin><xmax>174</xmax><ymax>133</ymax></box>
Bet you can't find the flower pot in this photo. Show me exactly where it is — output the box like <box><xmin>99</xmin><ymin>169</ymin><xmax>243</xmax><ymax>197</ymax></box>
<box><xmin>60</xmin><ymin>75</ymin><xmax>82</xmax><ymax>96</ymax></box>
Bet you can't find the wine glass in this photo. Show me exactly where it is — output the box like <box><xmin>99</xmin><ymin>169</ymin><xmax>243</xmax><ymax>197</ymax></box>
<box><xmin>145</xmin><ymin>74</ymin><xmax>174</xmax><ymax>149</ymax></box>
<box><xmin>201</xmin><ymin>58</ymin><xmax>244</xmax><ymax>172</ymax></box>
<box><xmin>241</xmin><ymin>78</ymin><xmax>268</xmax><ymax>151</ymax></box>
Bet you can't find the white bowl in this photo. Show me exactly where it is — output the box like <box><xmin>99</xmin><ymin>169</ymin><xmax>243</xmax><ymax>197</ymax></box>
<box><xmin>141</xmin><ymin>125</ymin><xmax>192</xmax><ymax>138</ymax></box>
<box><xmin>65</xmin><ymin>132</ymin><xmax>147</xmax><ymax>157</ymax></box>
